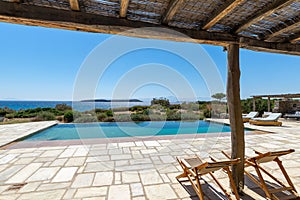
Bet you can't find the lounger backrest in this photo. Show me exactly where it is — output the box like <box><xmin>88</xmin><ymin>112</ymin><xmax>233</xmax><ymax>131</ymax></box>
<box><xmin>266</xmin><ymin>113</ymin><xmax>282</xmax><ymax>120</ymax></box>
<box><xmin>246</xmin><ymin>112</ymin><xmax>259</xmax><ymax>118</ymax></box>
<box><xmin>253</xmin><ymin>149</ymin><xmax>294</xmax><ymax>164</ymax></box>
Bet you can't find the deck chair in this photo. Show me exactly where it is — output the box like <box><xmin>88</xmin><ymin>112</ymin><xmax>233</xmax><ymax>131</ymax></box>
<box><xmin>176</xmin><ymin>155</ymin><xmax>240</xmax><ymax>200</ymax></box>
<box><xmin>223</xmin><ymin>149</ymin><xmax>299</xmax><ymax>200</ymax></box>
<box><xmin>243</xmin><ymin>111</ymin><xmax>259</xmax><ymax>122</ymax></box>
<box><xmin>249</xmin><ymin>113</ymin><xmax>282</xmax><ymax>126</ymax></box>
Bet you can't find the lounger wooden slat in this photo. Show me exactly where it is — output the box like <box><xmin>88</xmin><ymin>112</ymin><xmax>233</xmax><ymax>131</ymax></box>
<box><xmin>223</xmin><ymin>149</ymin><xmax>299</xmax><ymax>200</ymax></box>
<box><xmin>176</xmin><ymin>155</ymin><xmax>240</xmax><ymax>200</ymax></box>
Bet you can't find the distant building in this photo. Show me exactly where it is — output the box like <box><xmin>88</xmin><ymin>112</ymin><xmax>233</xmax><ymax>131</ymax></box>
<box><xmin>273</xmin><ymin>99</ymin><xmax>300</xmax><ymax>114</ymax></box>
<box><xmin>252</xmin><ymin>94</ymin><xmax>300</xmax><ymax>114</ymax></box>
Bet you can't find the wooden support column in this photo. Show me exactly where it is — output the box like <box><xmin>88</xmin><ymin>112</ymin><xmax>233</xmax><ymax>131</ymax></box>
<box><xmin>253</xmin><ymin>98</ymin><xmax>256</xmax><ymax>111</ymax></box>
<box><xmin>226</xmin><ymin>44</ymin><xmax>245</xmax><ymax>192</ymax></box>
<box><xmin>268</xmin><ymin>97</ymin><xmax>271</xmax><ymax>112</ymax></box>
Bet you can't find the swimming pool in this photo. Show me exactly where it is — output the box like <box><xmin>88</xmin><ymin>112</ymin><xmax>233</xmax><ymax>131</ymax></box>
<box><xmin>25</xmin><ymin>120</ymin><xmax>232</xmax><ymax>141</ymax></box>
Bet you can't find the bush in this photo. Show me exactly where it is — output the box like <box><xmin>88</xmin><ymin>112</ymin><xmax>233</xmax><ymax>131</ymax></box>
<box><xmin>129</xmin><ymin>106</ymin><xmax>149</xmax><ymax>112</ymax></box>
<box><xmin>5</xmin><ymin>113</ymin><xmax>15</xmax><ymax>119</ymax></box>
<box><xmin>130</xmin><ymin>113</ymin><xmax>150</xmax><ymax>121</ymax></box>
<box><xmin>166</xmin><ymin>111</ymin><xmax>181</xmax><ymax>120</ymax></box>
<box><xmin>102</xmin><ymin>117</ymin><xmax>114</xmax><ymax>122</ymax></box>
<box><xmin>114</xmin><ymin>114</ymin><xmax>131</xmax><ymax>122</ymax></box>
<box><xmin>106</xmin><ymin>110</ymin><xmax>113</xmax><ymax>117</ymax></box>
<box><xmin>55</xmin><ymin>104</ymin><xmax>72</xmax><ymax>111</ymax></box>
<box><xmin>97</xmin><ymin>113</ymin><xmax>108</xmax><ymax>121</ymax></box>
<box><xmin>151</xmin><ymin>98</ymin><xmax>170</xmax><ymax>107</ymax></box>
<box><xmin>56</xmin><ymin>116</ymin><xmax>64</xmax><ymax>122</ymax></box>
<box><xmin>73</xmin><ymin>116</ymin><xmax>98</xmax><ymax>123</ymax></box>
<box><xmin>203</xmin><ymin>108</ymin><xmax>211</xmax><ymax>118</ymax></box>
<box><xmin>64</xmin><ymin>111</ymin><xmax>74</xmax><ymax>122</ymax></box>
<box><xmin>181</xmin><ymin>113</ymin><xmax>200</xmax><ymax>121</ymax></box>
<box><xmin>34</xmin><ymin>111</ymin><xmax>56</xmax><ymax>121</ymax></box>
<box><xmin>149</xmin><ymin>114</ymin><xmax>166</xmax><ymax>121</ymax></box>
<box><xmin>0</xmin><ymin>107</ymin><xmax>14</xmax><ymax>116</ymax></box>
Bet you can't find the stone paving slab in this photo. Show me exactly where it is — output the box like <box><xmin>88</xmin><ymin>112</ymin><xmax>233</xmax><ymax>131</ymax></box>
<box><xmin>0</xmin><ymin>120</ymin><xmax>300</xmax><ymax>199</ymax></box>
<box><xmin>0</xmin><ymin>121</ymin><xmax>58</xmax><ymax>147</ymax></box>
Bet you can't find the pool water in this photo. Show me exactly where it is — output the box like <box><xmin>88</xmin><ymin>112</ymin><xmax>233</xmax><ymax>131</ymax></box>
<box><xmin>25</xmin><ymin>121</ymin><xmax>232</xmax><ymax>141</ymax></box>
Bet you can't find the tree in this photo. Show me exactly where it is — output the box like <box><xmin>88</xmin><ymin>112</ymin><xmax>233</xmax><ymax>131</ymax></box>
<box><xmin>211</xmin><ymin>93</ymin><xmax>226</xmax><ymax>101</ymax></box>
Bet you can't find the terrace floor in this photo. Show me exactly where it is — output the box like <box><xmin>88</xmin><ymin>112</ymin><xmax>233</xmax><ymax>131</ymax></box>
<box><xmin>0</xmin><ymin>119</ymin><xmax>299</xmax><ymax>199</ymax></box>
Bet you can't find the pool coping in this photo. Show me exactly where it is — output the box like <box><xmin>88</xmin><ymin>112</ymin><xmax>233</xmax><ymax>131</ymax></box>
<box><xmin>4</xmin><ymin>129</ymin><xmax>265</xmax><ymax>149</ymax></box>
<box><xmin>0</xmin><ymin>121</ymin><xmax>58</xmax><ymax>148</ymax></box>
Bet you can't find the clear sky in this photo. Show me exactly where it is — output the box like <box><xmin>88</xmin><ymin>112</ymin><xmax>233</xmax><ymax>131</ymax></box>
<box><xmin>0</xmin><ymin>22</ymin><xmax>299</xmax><ymax>101</ymax></box>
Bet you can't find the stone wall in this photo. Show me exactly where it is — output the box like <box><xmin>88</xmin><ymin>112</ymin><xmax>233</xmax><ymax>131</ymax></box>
<box><xmin>273</xmin><ymin>100</ymin><xmax>300</xmax><ymax>113</ymax></box>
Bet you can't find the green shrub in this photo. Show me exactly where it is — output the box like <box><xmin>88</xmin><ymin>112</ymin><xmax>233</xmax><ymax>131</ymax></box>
<box><xmin>64</xmin><ymin>111</ymin><xmax>74</xmax><ymax>122</ymax></box>
<box><xmin>102</xmin><ymin>117</ymin><xmax>114</xmax><ymax>122</ymax></box>
<box><xmin>55</xmin><ymin>104</ymin><xmax>72</xmax><ymax>111</ymax></box>
<box><xmin>149</xmin><ymin>114</ymin><xmax>166</xmax><ymax>121</ymax></box>
<box><xmin>5</xmin><ymin>113</ymin><xmax>15</xmax><ymax>119</ymax></box>
<box><xmin>34</xmin><ymin>111</ymin><xmax>56</xmax><ymax>121</ymax></box>
<box><xmin>105</xmin><ymin>110</ymin><xmax>113</xmax><ymax>117</ymax></box>
<box><xmin>130</xmin><ymin>113</ymin><xmax>150</xmax><ymax>121</ymax></box>
<box><xmin>203</xmin><ymin>108</ymin><xmax>211</xmax><ymax>118</ymax></box>
<box><xmin>97</xmin><ymin>113</ymin><xmax>107</xmax><ymax>121</ymax></box>
<box><xmin>151</xmin><ymin>98</ymin><xmax>170</xmax><ymax>107</ymax></box>
<box><xmin>114</xmin><ymin>114</ymin><xmax>131</xmax><ymax>122</ymax></box>
<box><xmin>166</xmin><ymin>112</ymin><xmax>181</xmax><ymax>121</ymax></box>
<box><xmin>73</xmin><ymin>116</ymin><xmax>98</xmax><ymax>123</ymax></box>
<box><xmin>181</xmin><ymin>113</ymin><xmax>200</xmax><ymax>121</ymax></box>
<box><xmin>129</xmin><ymin>106</ymin><xmax>149</xmax><ymax>112</ymax></box>
<box><xmin>56</xmin><ymin>116</ymin><xmax>64</xmax><ymax>122</ymax></box>
<box><xmin>0</xmin><ymin>107</ymin><xmax>14</xmax><ymax>116</ymax></box>
<box><xmin>95</xmin><ymin>108</ymin><xmax>107</xmax><ymax>113</ymax></box>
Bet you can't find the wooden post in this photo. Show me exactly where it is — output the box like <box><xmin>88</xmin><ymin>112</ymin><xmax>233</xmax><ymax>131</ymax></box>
<box><xmin>253</xmin><ymin>98</ymin><xmax>256</xmax><ymax>111</ymax></box>
<box><xmin>226</xmin><ymin>44</ymin><xmax>245</xmax><ymax>192</ymax></box>
<box><xmin>268</xmin><ymin>97</ymin><xmax>271</xmax><ymax>112</ymax></box>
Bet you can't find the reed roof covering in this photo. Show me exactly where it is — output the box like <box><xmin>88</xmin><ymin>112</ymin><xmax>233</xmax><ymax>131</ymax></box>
<box><xmin>0</xmin><ymin>0</ymin><xmax>300</xmax><ymax>55</ymax></box>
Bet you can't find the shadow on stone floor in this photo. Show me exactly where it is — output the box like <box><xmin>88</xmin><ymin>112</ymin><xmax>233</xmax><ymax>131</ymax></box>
<box><xmin>178</xmin><ymin>174</ymin><xmax>300</xmax><ymax>200</ymax></box>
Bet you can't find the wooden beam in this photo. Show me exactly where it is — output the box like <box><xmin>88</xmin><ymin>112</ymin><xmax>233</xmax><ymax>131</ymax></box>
<box><xmin>162</xmin><ymin>0</ymin><xmax>184</xmax><ymax>24</ymax></box>
<box><xmin>226</xmin><ymin>44</ymin><xmax>244</xmax><ymax>192</ymax></box>
<box><xmin>69</xmin><ymin>0</ymin><xmax>80</xmax><ymax>11</ymax></box>
<box><xmin>240</xmin><ymin>37</ymin><xmax>300</xmax><ymax>56</ymax></box>
<box><xmin>0</xmin><ymin>1</ymin><xmax>299</xmax><ymax>56</ymax></box>
<box><xmin>0</xmin><ymin>1</ymin><xmax>237</xmax><ymax>46</ymax></box>
<box><xmin>265</xmin><ymin>20</ymin><xmax>300</xmax><ymax>42</ymax></box>
<box><xmin>234</xmin><ymin>0</ymin><xmax>294</xmax><ymax>33</ymax></box>
<box><xmin>202</xmin><ymin>0</ymin><xmax>244</xmax><ymax>30</ymax></box>
<box><xmin>120</xmin><ymin>0</ymin><xmax>130</xmax><ymax>18</ymax></box>
<box><xmin>252</xmin><ymin>93</ymin><xmax>300</xmax><ymax>99</ymax></box>
<box><xmin>291</xmin><ymin>36</ymin><xmax>300</xmax><ymax>43</ymax></box>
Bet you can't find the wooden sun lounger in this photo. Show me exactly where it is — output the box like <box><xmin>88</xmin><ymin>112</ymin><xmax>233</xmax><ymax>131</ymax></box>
<box><xmin>176</xmin><ymin>155</ymin><xmax>240</xmax><ymax>200</ymax></box>
<box><xmin>249</xmin><ymin>113</ymin><xmax>282</xmax><ymax>126</ymax></box>
<box><xmin>223</xmin><ymin>149</ymin><xmax>299</xmax><ymax>200</ymax></box>
<box><xmin>249</xmin><ymin>120</ymin><xmax>282</xmax><ymax>126</ymax></box>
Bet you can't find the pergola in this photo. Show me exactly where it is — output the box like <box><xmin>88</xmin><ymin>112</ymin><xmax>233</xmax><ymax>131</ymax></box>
<box><xmin>252</xmin><ymin>93</ymin><xmax>300</xmax><ymax>112</ymax></box>
<box><xmin>1</xmin><ymin>0</ymin><xmax>299</xmax><ymax>192</ymax></box>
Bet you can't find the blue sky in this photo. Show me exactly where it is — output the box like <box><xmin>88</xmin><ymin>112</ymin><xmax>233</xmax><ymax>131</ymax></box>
<box><xmin>0</xmin><ymin>22</ymin><xmax>299</xmax><ymax>101</ymax></box>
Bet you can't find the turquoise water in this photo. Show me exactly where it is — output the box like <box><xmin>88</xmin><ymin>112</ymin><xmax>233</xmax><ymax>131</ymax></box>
<box><xmin>25</xmin><ymin>121</ymin><xmax>231</xmax><ymax>141</ymax></box>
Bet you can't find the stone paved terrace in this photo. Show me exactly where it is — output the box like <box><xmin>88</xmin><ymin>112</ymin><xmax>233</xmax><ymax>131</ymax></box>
<box><xmin>0</xmin><ymin>120</ymin><xmax>299</xmax><ymax>199</ymax></box>
<box><xmin>0</xmin><ymin>121</ymin><xmax>58</xmax><ymax>147</ymax></box>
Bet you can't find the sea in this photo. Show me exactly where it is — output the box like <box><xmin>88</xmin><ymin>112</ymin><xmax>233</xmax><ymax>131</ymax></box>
<box><xmin>0</xmin><ymin>100</ymin><xmax>150</xmax><ymax>112</ymax></box>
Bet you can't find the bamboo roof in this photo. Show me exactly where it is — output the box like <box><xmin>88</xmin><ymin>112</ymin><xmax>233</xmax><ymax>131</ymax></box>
<box><xmin>0</xmin><ymin>0</ymin><xmax>300</xmax><ymax>55</ymax></box>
